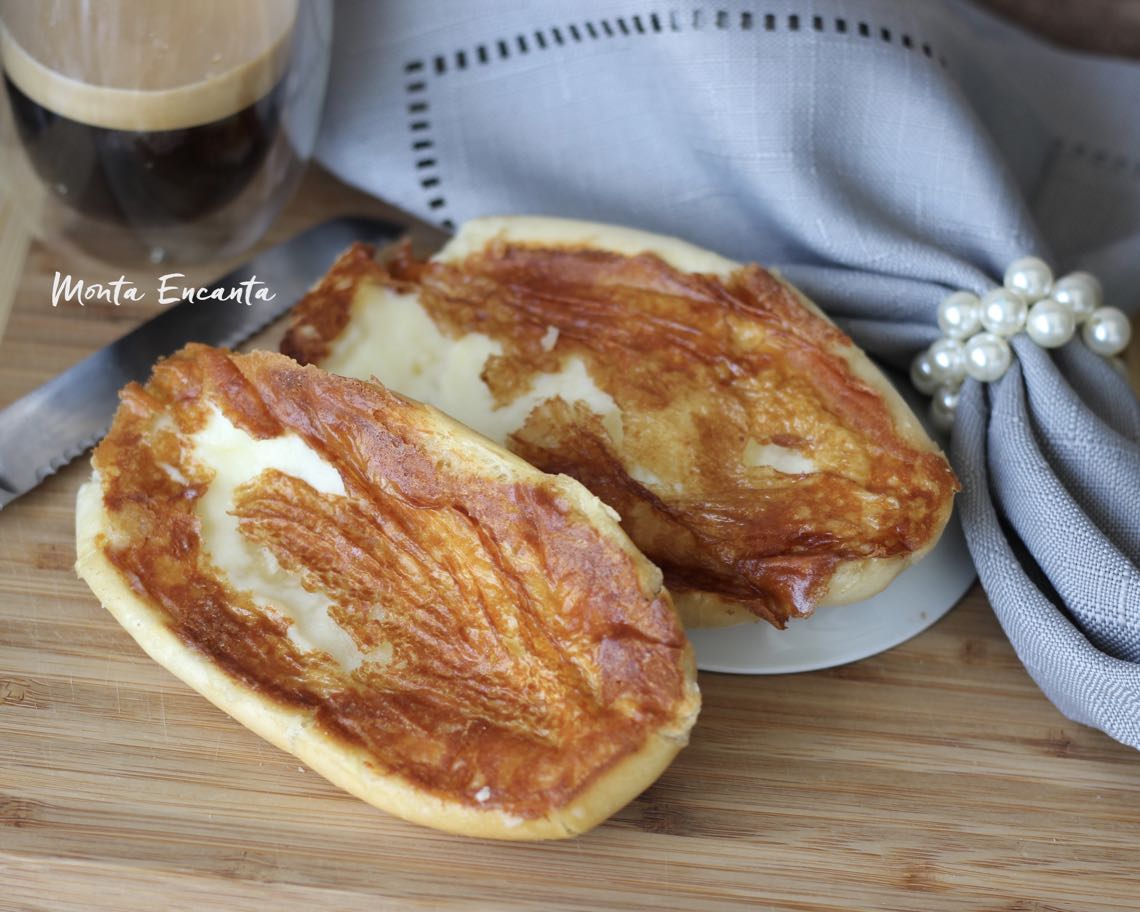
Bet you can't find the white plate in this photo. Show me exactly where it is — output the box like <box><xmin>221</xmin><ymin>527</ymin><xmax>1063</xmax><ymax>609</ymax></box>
<box><xmin>688</xmin><ymin>372</ymin><xmax>976</xmax><ymax>674</ymax></box>
<box><xmin>688</xmin><ymin>507</ymin><xmax>975</xmax><ymax>673</ymax></box>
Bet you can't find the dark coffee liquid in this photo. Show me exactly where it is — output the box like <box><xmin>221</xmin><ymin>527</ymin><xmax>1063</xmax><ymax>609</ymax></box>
<box><xmin>5</xmin><ymin>74</ymin><xmax>282</xmax><ymax>227</ymax></box>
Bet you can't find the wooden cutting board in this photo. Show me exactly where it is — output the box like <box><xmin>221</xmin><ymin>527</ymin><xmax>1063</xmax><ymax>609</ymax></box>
<box><xmin>2</xmin><ymin>168</ymin><xmax>1140</xmax><ymax>912</ymax></box>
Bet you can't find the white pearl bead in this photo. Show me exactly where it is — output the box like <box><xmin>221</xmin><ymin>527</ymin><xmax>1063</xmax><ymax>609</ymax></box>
<box><xmin>1025</xmin><ymin>298</ymin><xmax>1075</xmax><ymax>349</ymax></box>
<box><xmin>937</xmin><ymin>292</ymin><xmax>982</xmax><ymax>340</ymax></box>
<box><xmin>980</xmin><ymin>288</ymin><xmax>1028</xmax><ymax>337</ymax></box>
<box><xmin>929</xmin><ymin>385</ymin><xmax>959</xmax><ymax>433</ymax></box>
<box><xmin>963</xmin><ymin>332</ymin><xmax>1012</xmax><ymax>382</ymax></box>
<box><xmin>1081</xmin><ymin>306</ymin><xmax>1132</xmax><ymax>357</ymax></box>
<box><xmin>910</xmin><ymin>351</ymin><xmax>939</xmax><ymax>395</ymax></box>
<box><xmin>1050</xmin><ymin>272</ymin><xmax>1102</xmax><ymax>323</ymax></box>
<box><xmin>928</xmin><ymin>338</ymin><xmax>966</xmax><ymax>387</ymax></box>
<box><xmin>1003</xmin><ymin>256</ymin><xmax>1053</xmax><ymax>301</ymax></box>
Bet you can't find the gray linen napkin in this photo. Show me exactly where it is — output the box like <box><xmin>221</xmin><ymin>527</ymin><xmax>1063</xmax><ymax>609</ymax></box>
<box><xmin>316</xmin><ymin>0</ymin><xmax>1140</xmax><ymax>746</ymax></box>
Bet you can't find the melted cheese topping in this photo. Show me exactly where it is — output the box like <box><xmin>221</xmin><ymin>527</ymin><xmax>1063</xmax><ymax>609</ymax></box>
<box><xmin>190</xmin><ymin>406</ymin><xmax>369</xmax><ymax>671</ymax></box>
<box><xmin>323</xmin><ymin>287</ymin><xmax>622</xmax><ymax>448</ymax></box>
<box><xmin>742</xmin><ymin>439</ymin><xmax>818</xmax><ymax>475</ymax></box>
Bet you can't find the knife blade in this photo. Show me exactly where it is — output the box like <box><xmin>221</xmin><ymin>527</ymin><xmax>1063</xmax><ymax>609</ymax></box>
<box><xmin>0</xmin><ymin>215</ymin><xmax>415</xmax><ymax>510</ymax></box>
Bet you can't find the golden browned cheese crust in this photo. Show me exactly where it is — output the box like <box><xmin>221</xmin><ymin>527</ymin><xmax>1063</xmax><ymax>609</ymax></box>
<box><xmin>90</xmin><ymin>345</ymin><xmax>695</xmax><ymax>822</ymax></box>
<box><xmin>283</xmin><ymin>238</ymin><xmax>959</xmax><ymax>628</ymax></box>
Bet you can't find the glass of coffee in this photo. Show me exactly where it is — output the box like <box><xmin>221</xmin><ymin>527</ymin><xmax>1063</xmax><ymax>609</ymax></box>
<box><xmin>0</xmin><ymin>0</ymin><xmax>331</xmax><ymax>264</ymax></box>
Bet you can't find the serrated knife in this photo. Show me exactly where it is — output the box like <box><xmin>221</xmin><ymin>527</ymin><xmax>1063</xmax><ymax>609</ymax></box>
<box><xmin>0</xmin><ymin>216</ymin><xmax>416</xmax><ymax>510</ymax></box>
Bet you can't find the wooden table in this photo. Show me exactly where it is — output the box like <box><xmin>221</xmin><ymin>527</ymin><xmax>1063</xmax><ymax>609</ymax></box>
<box><xmin>2</xmin><ymin>166</ymin><xmax>1140</xmax><ymax>912</ymax></box>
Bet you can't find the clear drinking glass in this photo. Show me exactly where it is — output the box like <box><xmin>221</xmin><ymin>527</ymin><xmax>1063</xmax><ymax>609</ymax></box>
<box><xmin>0</xmin><ymin>0</ymin><xmax>331</xmax><ymax>265</ymax></box>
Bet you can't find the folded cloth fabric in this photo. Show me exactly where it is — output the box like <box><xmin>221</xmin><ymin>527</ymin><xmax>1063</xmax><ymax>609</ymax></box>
<box><xmin>316</xmin><ymin>0</ymin><xmax>1140</xmax><ymax>746</ymax></box>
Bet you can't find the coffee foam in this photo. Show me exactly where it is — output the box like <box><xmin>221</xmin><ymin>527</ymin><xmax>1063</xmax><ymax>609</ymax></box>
<box><xmin>0</xmin><ymin>0</ymin><xmax>296</xmax><ymax>131</ymax></box>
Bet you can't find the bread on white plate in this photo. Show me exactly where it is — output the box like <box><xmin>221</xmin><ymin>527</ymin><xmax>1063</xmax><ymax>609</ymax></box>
<box><xmin>76</xmin><ymin>344</ymin><xmax>700</xmax><ymax>840</ymax></box>
<box><xmin>282</xmin><ymin>216</ymin><xmax>959</xmax><ymax>629</ymax></box>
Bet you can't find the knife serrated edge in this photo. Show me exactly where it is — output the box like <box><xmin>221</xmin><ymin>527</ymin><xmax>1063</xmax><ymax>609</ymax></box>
<box><xmin>0</xmin><ymin>216</ymin><xmax>416</xmax><ymax>510</ymax></box>
<box><xmin>21</xmin><ymin>273</ymin><xmax>293</xmax><ymax>491</ymax></box>
<box><xmin>33</xmin><ymin>428</ymin><xmax>108</xmax><ymax>486</ymax></box>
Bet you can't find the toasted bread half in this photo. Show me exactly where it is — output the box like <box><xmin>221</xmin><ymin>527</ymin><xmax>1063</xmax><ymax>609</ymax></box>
<box><xmin>76</xmin><ymin>345</ymin><xmax>699</xmax><ymax>840</ymax></box>
<box><xmin>282</xmin><ymin>216</ymin><xmax>958</xmax><ymax>628</ymax></box>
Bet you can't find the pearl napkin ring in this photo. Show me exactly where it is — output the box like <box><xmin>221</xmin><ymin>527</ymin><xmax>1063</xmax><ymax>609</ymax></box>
<box><xmin>910</xmin><ymin>258</ymin><xmax>1132</xmax><ymax>431</ymax></box>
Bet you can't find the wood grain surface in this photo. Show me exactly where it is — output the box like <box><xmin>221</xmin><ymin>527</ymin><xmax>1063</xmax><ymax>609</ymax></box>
<box><xmin>2</xmin><ymin>166</ymin><xmax>1140</xmax><ymax>912</ymax></box>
